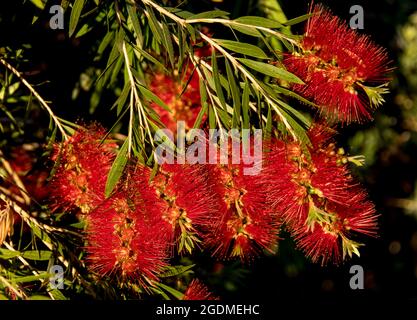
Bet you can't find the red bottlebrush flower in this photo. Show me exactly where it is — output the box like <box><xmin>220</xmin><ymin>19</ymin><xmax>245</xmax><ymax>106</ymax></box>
<box><xmin>294</xmin><ymin>223</ymin><xmax>341</xmax><ymax>266</ymax></box>
<box><xmin>148</xmin><ymin>45</ymin><xmax>211</xmax><ymax>132</ymax></box>
<box><xmin>49</xmin><ymin>125</ymin><xmax>116</xmax><ymax>213</ymax></box>
<box><xmin>266</xmin><ymin>124</ymin><xmax>378</xmax><ymax>265</ymax></box>
<box><xmin>4</xmin><ymin>146</ymin><xmax>50</xmax><ymax>203</ymax></box>
<box><xmin>9</xmin><ymin>146</ymin><xmax>34</xmax><ymax>174</ymax></box>
<box><xmin>203</xmin><ymin>142</ymin><xmax>280</xmax><ymax>261</ymax></box>
<box><xmin>149</xmin><ymin>69</ymin><xmax>202</xmax><ymax>133</ymax></box>
<box><xmin>283</xmin><ymin>4</ymin><xmax>391</xmax><ymax>123</ymax></box>
<box><xmin>86</xmin><ymin>190</ymin><xmax>170</xmax><ymax>286</ymax></box>
<box><xmin>151</xmin><ymin>163</ymin><xmax>221</xmax><ymax>254</ymax></box>
<box><xmin>183</xmin><ymin>279</ymin><xmax>218</xmax><ymax>300</ymax></box>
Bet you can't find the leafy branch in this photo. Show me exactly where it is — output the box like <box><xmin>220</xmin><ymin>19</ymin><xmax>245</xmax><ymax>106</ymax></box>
<box><xmin>0</xmin><ymin>58</ymin><xmax>69</xmax><ymax>141</ymax></box>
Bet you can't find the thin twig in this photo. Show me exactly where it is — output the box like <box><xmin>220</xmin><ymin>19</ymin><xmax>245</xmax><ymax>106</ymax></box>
<box><xmin>3</xmin><ymin>242</ymin><xmax>55</xmax><ymax>300</ymax></box>
<box><xmin>0</xmin><ymin>273</ymin><xmax>27</xmax><ymax>300</ymax></box>
<box><xmin>139</xmin><ymin>0</ymin><xmax>297</xmax><ymax>139</ymax></box>
<box><xmin>0</xmin><ymin>149</ymin><xmax>31</xmax><ymax>205</ymax></box>
<box><xmin>0</xmin><ymin>58</ymin><xmax>68</xmax><ymax>140</ymax></box>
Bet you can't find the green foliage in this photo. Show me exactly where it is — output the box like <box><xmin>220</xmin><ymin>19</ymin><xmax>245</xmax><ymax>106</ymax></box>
<box><xmin>0</xmin><ymin>0</ymin><xmax>333</xmax><ymax>300</ymax></box>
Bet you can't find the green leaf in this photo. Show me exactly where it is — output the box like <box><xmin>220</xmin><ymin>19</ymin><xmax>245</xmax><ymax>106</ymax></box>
<box><xmin>130</xmin><ymin>43</ymin><xmax>168</xmax><ymax>72</ymax></box>
<box><xmin>186</xmin><ymin>10</ymin><xmax>229</xmax><ymax>20</ymax></box>
<box><xmin>274</xmin><ymin>100</ymin><xmax>311</xmax><ymax>146</ymax></box>
<box><xmin>30</xmin><ymin>0</ymin><xmax>46</xmax><ymax>9</ymax></box>
<box><xmin>30</xmin><ymin>222</ymin><xmax>53</xmax><ymax>244</ymax></box>
<box><xmin>127</xmin><ymin>3</ymin><xmax>143</xmax><ymax>45</ymax></box>
<box><xmin>225</xmin><ymin>60</ymin><xmax>241</xmax><ymax>128</ymax></box>
<box><xmin>49</xmin><ymin>289</ymin><xmax>68</xmax><ymax>300</ymax></box>
<box><xmin>21</xmin><ymin>250</ymin><xmax>52</xmax><ymax>261</ymax></box>
<box><xmin>146</xmin><ymin>8</ymin><xmax>164</xmax><ymax>44</ymax></box>
<box><xmin>229</xmin><ymin>24</ymin><xmax>261</xmax><ymax>37</ymax></box>
<box><xmin>211</xmin><ymin>50</ymin><xmax>227</xmax><ymax>111</ymax></box>
<box><xmin>156</xmin><ymin>283</ymin><xmax>184</xmax><ymax>300</ymax></box>
<box><xmin>70</xmin><ymin>221</ymin><xmax>86</xmax><ymax>229</ymax></box>
<box><xmin>242</xmin><ymin>81</ymin><xmax>250</xmax><ymax>129</ymax></box>
<box><xmin>105</xmin><ymin>139</ymin><xmax>128</xmax><ymax>197</ymax></box>
<box><xmin>167</xmin><ymin>8</ymin><xmax>194</xmax><ymax>19</ymax></box>
<box><xmin>284</xmin><ymin>13</ymin><xmax>314</xmax><ymax>26</ymax></box>
<box><xmin>97</xmin><ymin>31</ymin><xmax>114</xmax><ymax>56</ymax></box>
<box><xmin>12</xmin><ymin>273</ymin><xmax>51</xmax><ymax>284</ymax></box>
<box><xmin>193</xmin><ymin>102</ymin><xmax>207</xmax><ymax>129</ymax></box>
<box><xmin>0</xmin><ymin>249</ymin><xmax>51</xmax><ymax>261</ymax></box>
<box><xmin>161</xmin><ymin>22</ymin><xmax>175</xmax><ymax>69</ymax></box>
<box><xmin>0</xmin><ymin>249</ymin><xmax>20</xmax><ymax>260</ymax></box>
<box><xmin>234</xmin><ymin>16</ymin><xmax>282</xmax><ymax>28</ymax></box>
<box><xmin>112</xmin><ymin>83</ymin><xmax>130</xmax><ymax>116</ymax></box>
<box><xmin>29</xmin><ymin>295</ymin><xmax>52</xmax><ymax>300</ymax></box>
<box><xmin>214</xmin><ymin>39</ymin><xmax>268</xmax><ymax>59</ymax></box>
<box><xmin>238</xmin><ymin>59</ymin><xmax>304</xmax><ymax>84</ymax></box>
<box><xmin>265</xmin><ymin>105</ymin><xmax>272</xmax><ymax>138</ymax></box>
<box><xmin>69</xmin><ymin>0</ymin><xmax>85</xmax><ymax>37</ymax></box>
<box><xmin>272</xmin><ymin>85</ymin><xmax>318</xmax><ymax>109</ymax></box>
<box><xmin>159</xmin><ymin>264</ymin><xmax>195</xmax><ymax>278</ymax></box>
<box><xmin>138</xmin><ymin>84</ymin><xmax>170</xmax><ymax>113</ymax></box>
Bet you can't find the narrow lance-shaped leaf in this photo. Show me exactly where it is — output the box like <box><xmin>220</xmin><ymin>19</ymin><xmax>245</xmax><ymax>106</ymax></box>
<box><xmin>156</xmin><ymin>283</ymin><xmax>184</xmax><ymax>300</ymax></box>
<box><xmin>186</xmin><ymin>10</ymin><xmax>230</xmax><ymax>20</ymax></box>
<box><xmin>234</xmin><ymin>16</ymin><xmax>282</xmax><ymax>28</ymax></box>
<box><xmin>211</xmin><ymin>50</ymin><xmax>227</xmax><ymax>111</ymax></box>
<box><xmin>193</xmin><ymin>78</ymin><xmax>209</xmax><ymax>129</ymax></box>
<box><xmin>138</xmin><ymin>84</ymin><xmax>171</xmax><ymax>112</ymax></box>
<box><xmin>105</xmin><ymin>139</ymin><xmax>128</xmax><ymax>197</ymax></box>
<box><xmin>161</xmin><ymin>22</ymin><xmax>175</xmax><ymax>69</ymax></box>
<box><xmin>159</xmin><ymin>264</ymin><xmax>195</xmax><ymax>278</ymax></box>
<box><xmin>214</xmin><ymin>39</ymin><xmax>268</xmax><ymax>59</ymax></box>
<box><xmin>225</xmin><ymin>60</ymin><xmax>241</xmax><ymax>128</ymax></box>
<box><xmin>284</xmin><ymin>13</ymin><xmax>314</xmax><ymax>26</ymax></box>
<box><xmin>127</xmin><ymin>3</ymin><xmax>143</xmax><ymax>46</ymax></box>
<box><xmin>229</xmin><ymin>24</ymin><xmax>262</xmax><ymax>37</ymax></box>
<box><xmin>242</xmin><ymin>81</ymin><xmax>250</xmax><ymax>129</ymax></box>
<box><xmin>265</xmin><ymin>104</ymin><xmax>272</xmax><ymax>138</ymax></box>
<box><xmin>238</xmin><ymin>58</ymin><xmax>304</xmax><ymax>84</ymax></box>
<box><xmin>69</xmin><ymin>0</ymin><xmax>85</xmax><ymax>37</ymax></box>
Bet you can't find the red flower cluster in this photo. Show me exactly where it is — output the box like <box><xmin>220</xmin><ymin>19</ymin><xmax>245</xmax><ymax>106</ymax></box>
<box><xmin>49</xmin><ymin>124</ymin><xmax>116</xmax><ymax>213</ymax></box>
<box><xmin>86</xmin><ymin>191</ymin><xmax>169</xmax><ymax>285</ymax></box>
<box><xmin>203</xmin><ymin>152</ymin><xmax>280</xmax><ymax>261</ymax></box>
<box><xmin>49</xmin><ymin>122</ymin><xmax>379</xmax><ymax>282</ymax></box>
<box><xmin>149</xmin><ymin>71</ymin><xmax>201</xmax><ymax>132</ymax></box>
<box><xmin>183</xmin><ymin>279</ymin><xmax>218</xmax><ymax>300</ymax></box>
<box><xmin>151</xmin><ymin>163</ymin><xmax>220</xmax><ymax>254</ymax></box>
<box><xmin>148</xmin><ymin>46</ymin><xmax>212</xmax><ymax>132</ymax></box>
<box><xmin>7</xmin><ymin>146</ymin><xmax>50</xmax><ymax>202</ymax></box>
<box><xmin>284</xmin><ymin>4</ymin><xmax>391</xmax><ymax>123</ymax></box>
<box><xmin>264</xmin><ymin>125</ymin><xmax>378</xmax><ymax>265</ymax></box>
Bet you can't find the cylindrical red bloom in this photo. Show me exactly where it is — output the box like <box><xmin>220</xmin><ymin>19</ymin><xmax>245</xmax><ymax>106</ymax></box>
<box><xmin>183</xmin><ymin>279</ymin><xmax>218</xmax><ymax>300</ymax></box>
<box><xmin>284</xmin><ymin>4</ymin><xmax>391</xmax><ymax>123</ymax></box>
<box><xmin>49</xmin><ymin>125</ymin><xmax>116</xmax><ymax>213</ymax></box>
<box><xmin>86</xmin><ymin>188</ymin><xmax>170</xmax><ymax>287</ymax></box>
<box><xmin>203</xmin><ymin>142</ymin><xmax>281</xmax><ymax>261</ymax></box>
<box><xmin>149</xmin><ymin>65</ymin><xmax>202</xmax><ymax>133</ymax></box>
<box><xmin>265</xmin><ymin>125</ymin><xmax>378</xmax><ymax>265</ymax></box>
<box><xmin>151</xmin><ymin>163</ymin><xmax>221</xmax><ymax>254</ymax></box>
<box><xmin>148</xmin><ymin>46</ymin><xmax>211</xmax><ymax>132</ymax></box>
